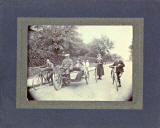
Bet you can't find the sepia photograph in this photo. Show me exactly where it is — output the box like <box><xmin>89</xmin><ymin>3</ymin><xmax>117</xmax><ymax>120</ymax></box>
<box><xmin>27</xmin><ymin>25</ymin><xmax>133</xmax><ymax>101</ymax></box>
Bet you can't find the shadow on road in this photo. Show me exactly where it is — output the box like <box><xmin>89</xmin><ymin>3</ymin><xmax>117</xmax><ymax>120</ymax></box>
<box><xmin>68</xmin><ymin>81</ymin><xmax>86</xmax><ymax>89</ymax></box>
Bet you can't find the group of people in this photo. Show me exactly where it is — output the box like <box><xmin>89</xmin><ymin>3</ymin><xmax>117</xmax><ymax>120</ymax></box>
<box><xmin>42</xmin><ymin>54</ymin><xmax>90</xmax><ymax>84</ymax></box>
<box><xmin>96</xmin><ymin>53</ymin><xmax>125</xmax><ymax>87</ymax></box>
<box><xmin>42</xmin><ymin>53</ymin><xmax>125</xmax><ymax>87</ymax></box>
<box><xmin>61</xmin><ymin>54</ymin><xmax>89</xmax><ymax>81</ymax></box>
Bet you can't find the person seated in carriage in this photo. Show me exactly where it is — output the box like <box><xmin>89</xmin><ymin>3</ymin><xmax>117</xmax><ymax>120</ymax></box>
<box><xmin>61</xmin><ymin>55</ymin><xmax>85</xmax><ymax>81</ymax></box>
<box><xmin>72</xmin><ymin>59</ymin><xmax>85</xmax><ymax>81</ymax></box>
<box><xmin>74</xmin><ymin>59</ymin><xmax>84</xmax><ymax>70</ymax></box>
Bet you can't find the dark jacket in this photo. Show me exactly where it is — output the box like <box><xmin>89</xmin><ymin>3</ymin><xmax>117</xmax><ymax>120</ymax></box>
<box><xmin>112</xmin><ymin>60</ymin><xmax>125</xmax><ymax>72</ymax></box>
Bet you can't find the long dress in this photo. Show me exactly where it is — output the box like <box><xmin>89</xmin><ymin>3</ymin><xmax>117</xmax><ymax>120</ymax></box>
<box><xmin>96</xmin><ymin>58</ymin><xmax>104</xmax><ymax>77</ymax></box>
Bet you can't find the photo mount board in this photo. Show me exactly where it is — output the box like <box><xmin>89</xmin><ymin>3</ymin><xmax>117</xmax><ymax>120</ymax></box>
<box><xmin>16</xmin><ymin>18</ymin><xmax>143</xmax><ymax>109</ymax></box>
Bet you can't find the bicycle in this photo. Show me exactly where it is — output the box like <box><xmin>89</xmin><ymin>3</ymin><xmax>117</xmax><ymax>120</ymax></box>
<box><xmin>109</xmin><ymin>65</ymin><xmax>119</xmax><ymax>91</ymax></box>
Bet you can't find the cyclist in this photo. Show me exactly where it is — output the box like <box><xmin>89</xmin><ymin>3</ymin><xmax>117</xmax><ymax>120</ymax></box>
<box><xmin>110</xmin><ymin>59</ymin><xmax>125</xmax><ymax>87</ymax></box>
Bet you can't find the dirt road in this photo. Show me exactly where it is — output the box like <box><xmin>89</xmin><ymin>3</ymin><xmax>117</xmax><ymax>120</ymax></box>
<box><xmin>29</xmin><ymin>61</ymin><xmax>132</xmax><ymax>101</ymax></box>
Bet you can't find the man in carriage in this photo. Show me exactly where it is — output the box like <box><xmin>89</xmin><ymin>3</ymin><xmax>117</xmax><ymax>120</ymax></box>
<box><xmin>61</xmin><ymin>55</ymin><xmax>87</xmax><ymax>82</ymax></box>
<box><xmin>73</xmin><ymin>58</ymin><xmax>85</xmax><ymax>81</ymax></box>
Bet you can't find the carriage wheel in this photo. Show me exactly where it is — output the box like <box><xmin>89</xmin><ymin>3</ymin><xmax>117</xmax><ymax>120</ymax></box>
<box><xmin>53</xmin><ymin>74</ymin><xmax>63</xmax><ymax>90</ymax></box>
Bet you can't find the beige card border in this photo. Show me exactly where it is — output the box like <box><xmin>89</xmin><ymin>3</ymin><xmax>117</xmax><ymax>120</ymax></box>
<box><xmin>16</xmin><ymin>18</ymin><xmax>143</xmax><ymax>109</ymax></box>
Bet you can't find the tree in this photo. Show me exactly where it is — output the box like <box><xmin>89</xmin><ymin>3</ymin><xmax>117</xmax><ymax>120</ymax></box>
<box><xmin>87</xmin><ymin>36</ymin><xmax>114</xmax><ymax>58</ymax></box>
<box><xmin>111</xmin><ymin>54</ymin><xmax>122</xmax><ymax>61</ymax></box>
<box><xmin>28</xmin><ymin>25</ymin><xmax>85</xmax><ymax>66</ymax></box>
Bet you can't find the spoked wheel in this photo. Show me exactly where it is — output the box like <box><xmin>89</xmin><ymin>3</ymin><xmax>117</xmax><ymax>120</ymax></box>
<box><xmin>53</xmin><ymin>74</ymin><xmax>63</xmax><ymax>90</ymax></box>
<box><xmin>111</xmin><ymin>70</ymin><xmax>118</xmax><ymax>92</ymax></box>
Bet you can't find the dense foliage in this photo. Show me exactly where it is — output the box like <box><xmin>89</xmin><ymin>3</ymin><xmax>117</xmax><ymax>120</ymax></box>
<box><xmin>28</xmin><ymin>25</ymin><xmax>121</xmax><ymax>67</ymax></box>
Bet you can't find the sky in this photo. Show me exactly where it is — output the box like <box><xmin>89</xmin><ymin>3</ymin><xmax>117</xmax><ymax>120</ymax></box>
<box><xmin>76</xmin><ymin>26</ymin><xmax>133</xmax><ymax>60</ymax></box>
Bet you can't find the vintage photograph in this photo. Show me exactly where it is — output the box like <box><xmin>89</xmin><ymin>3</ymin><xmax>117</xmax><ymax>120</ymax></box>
<box><xmin>27</xmin><ymin>25</ymin><xmax>133</xmax><ymax>101</ymax></box>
